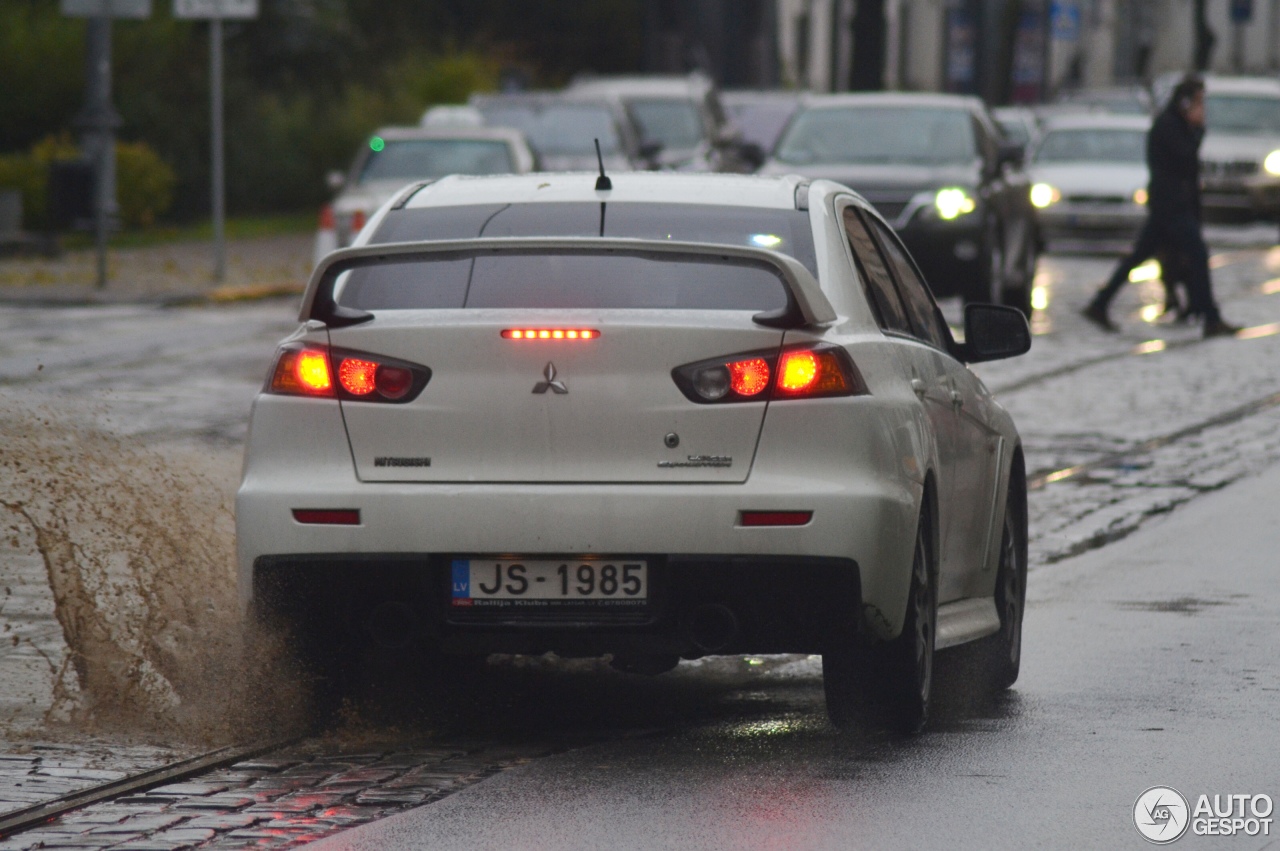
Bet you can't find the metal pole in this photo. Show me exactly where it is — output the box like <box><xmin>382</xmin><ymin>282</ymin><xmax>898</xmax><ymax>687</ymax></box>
<box><xmin>83</xmin><ymin>14</ymin><xmax>119</xmax><ymax>289</ymax></box>
<box><xmin>210</xmin><ymin>17</ymin><xmax>226</xmax><ymax>282</ymax></box>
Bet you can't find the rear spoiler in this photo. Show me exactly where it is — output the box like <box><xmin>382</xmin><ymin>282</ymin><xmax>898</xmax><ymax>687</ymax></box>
<box><xmin>299</xmin><ymin>237</ymin><xmax>837</xmax><ymax>330</ymax></box>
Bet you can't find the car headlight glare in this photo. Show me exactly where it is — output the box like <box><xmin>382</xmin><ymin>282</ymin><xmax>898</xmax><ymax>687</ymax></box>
<box><xmin>1265</xmin><ymin>149</ymin><xmax>1280</xmax><ymax>176</ymax></box>
<box><xmin>1132</xmin><ymin>188</ymin><xmax>1148</xmax><ymax>206</ymax></box>
<box><xmin>935</xmin><ymin>188</ymin><xmax>976</xmax><ymax>220</ymax></box>
<box><xmin>1030</xmin><ymin>183</ymin><xmax>1061</xmax><ymax>208</ymax></box>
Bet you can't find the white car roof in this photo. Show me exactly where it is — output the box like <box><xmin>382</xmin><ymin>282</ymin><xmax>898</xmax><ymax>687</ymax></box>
<box><xmin>1039</xmin><ymin>113</ymin><xmax>1151</xmax><ymax>131</ymax></box>
<box><xmin>402</xmin><ymin>172</ymin><xmax>809</xmax><ymax>210</ymax></box>
<box><xmin>799</xmin><ymin>91</ymin><xmax>984</xmax><ymax>112</ymax></box>
<box><xmin>567</xmin><ymin>73</ymin><xmax>715</xmax><ymax>99</ymax></box>
<box><xmin>1202</xmin><ymin>75</ymin><xmax>1280</xmax><ymax>97</ymax></box>
<box><xmin>372</xmin><ymin>125</ymin><xmax>531</xmax><ymax>144</ymax></box>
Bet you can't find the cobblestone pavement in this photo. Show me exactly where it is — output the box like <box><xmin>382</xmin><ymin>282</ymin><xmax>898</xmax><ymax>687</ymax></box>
<box><xmin>0</xmin><ymin>742</ymin><xmax>192</xmax><ymax>819</ymax></box>
<box><xmin>0</xmin><ymin>740</ymin><xmax>555</xmax><ymax>850</ymax></box>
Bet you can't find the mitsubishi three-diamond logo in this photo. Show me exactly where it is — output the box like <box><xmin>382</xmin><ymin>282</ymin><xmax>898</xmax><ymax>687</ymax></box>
<box><xmin>532</xmin><ymin>362</ymin><xmax>568</xmax><ymax>394</ymax></box>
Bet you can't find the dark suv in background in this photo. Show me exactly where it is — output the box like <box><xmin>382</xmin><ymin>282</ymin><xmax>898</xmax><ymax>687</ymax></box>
<box><xmin>760</xmin><ymin>92</ymin><xmax>1039</xmax><ymax>314</ymax></box>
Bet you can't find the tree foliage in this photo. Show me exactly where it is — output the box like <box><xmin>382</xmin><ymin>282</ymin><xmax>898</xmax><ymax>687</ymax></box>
<box><xmin>0</xmin><ymin>0</ymin><xmax>644</xmax><ymax>220</ymax></box>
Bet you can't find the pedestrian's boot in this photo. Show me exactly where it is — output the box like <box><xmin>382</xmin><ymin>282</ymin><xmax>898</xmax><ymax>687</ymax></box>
<box><xmin>1081</xmin><ymin>299</ymin><xmax>1118</xmax><ymax>332</ymax></box>
<box><xmin>1203</xmin><ymin>317</ymin><xmax>1242</xmax><ymax>338</ymax></box>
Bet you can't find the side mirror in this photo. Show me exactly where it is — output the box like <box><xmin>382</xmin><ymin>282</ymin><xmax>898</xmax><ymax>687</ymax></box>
<box><xmin>958</xmin><ymin>303</ymin><xmax>1031</xmax><ymax>363</ymax></box>
<box><xmin>326</xmin><ymin>170</ymin><xmax>346</xmax><ymax>192</ymax></box>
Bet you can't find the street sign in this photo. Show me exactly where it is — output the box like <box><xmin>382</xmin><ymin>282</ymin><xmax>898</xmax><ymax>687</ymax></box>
<box><xmin>61</xmin><ymin>0</ymin><xmax>151</xmax><ymax>18</ymax></box>
<box><xmin>173</xmin><ymin>0</ymin><xmax>258</xmax><ymax>19</ymax></box>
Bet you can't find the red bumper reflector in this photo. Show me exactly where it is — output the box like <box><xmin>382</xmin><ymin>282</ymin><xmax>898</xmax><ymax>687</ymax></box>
<box><xmin>292</xmin><ymin>509</ymin><xmax>361</xmax><ymax>525</ymax></box>
<box><xmin>738</xmin><ymin>511</ymin><xmax>813</xmax><ymax>527</ymax></box>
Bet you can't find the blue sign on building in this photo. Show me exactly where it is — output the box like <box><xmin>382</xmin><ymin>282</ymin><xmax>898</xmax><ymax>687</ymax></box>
<box><xmin>1050</xmin><ymin>1</ymin><xmax>1081</xmax><ymax>41</ymax></box>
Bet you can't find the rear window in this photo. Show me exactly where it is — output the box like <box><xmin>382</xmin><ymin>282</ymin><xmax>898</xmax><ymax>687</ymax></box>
<box><xmin>358</xmin><ymin>140</ymin><xmax>515</xmax><ymax>183</ymax></box>
<box><xmin>335</xmin><ymin>251</ymin><xmax>789</xmax><ymax>312</ymax></box>
<box><xmin>370</xmin><ymin>201</ymin><xmax>818</xmax><ymax>275</ymax></box>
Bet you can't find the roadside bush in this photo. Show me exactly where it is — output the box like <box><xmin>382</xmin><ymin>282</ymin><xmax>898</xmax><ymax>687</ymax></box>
<box><xmin>0</xmin><ymin>134</ymin><xmax>175</xmax><ymax>230</ymax></box>
<box><xmin>116</xmin><ymin>140</ymin><xmax>177</xmax><ymax>228</ymax></box>
<box><xmin>0</xmin><ymin>134</ymin><xmax>78</xmax><ymax>229</ymax></box>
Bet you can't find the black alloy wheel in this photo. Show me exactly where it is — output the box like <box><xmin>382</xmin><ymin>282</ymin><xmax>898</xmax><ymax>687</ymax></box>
<box><xmin>823</xmin><ymin>503</ymin><xmax>937</xmax><ymax>734</ymax></box>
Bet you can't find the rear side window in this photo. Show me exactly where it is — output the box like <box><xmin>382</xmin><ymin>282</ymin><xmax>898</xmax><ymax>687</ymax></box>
<box><xmin>864</xmin><ymin>213</ymin><xmax>952</xmax><ymax>350</ymax></box>
<box><xmin>842</xmin><ymin>207</ymin><xmax>912</xmax><ymax>335</ymax></box>
<box><xmin>336</xmin><ymin>251</ymin><xmax>789</xmax><ymax>312</ymax></box>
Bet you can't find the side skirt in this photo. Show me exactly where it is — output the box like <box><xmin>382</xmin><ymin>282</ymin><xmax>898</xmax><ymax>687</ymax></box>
<box><xmin>935</xmin><ymin>597</ymin><xmax>1000</xmax><ymax>650</ymax></box>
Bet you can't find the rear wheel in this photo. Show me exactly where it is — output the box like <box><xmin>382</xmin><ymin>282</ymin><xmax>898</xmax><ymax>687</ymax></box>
<box><xmin>823</xmin><ymin>504</ymin><xmax>936</xmax><ymax>734</ymax></box>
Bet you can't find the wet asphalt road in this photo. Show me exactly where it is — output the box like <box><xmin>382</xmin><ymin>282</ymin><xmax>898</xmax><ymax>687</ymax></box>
<box><xmin>311</xmin><ymin>455</ymin><xmax>1280</xmax><ymax>851</ymax></box>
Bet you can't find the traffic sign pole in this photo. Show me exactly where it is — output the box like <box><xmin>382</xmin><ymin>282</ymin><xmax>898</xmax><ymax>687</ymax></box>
<box><xmin>63</xmin><ymin>0</ymin><xmax>151</xmax><ymax>288</ymax></box>
<box><xmin>173</xmin><ymin>0</ymin><xmax>257</xmax><ymax>283</ymax></box>
<box><xmin>210</xmin><ymin>17</ymin><xmax>225</xmax><ymax>281</ymax></box>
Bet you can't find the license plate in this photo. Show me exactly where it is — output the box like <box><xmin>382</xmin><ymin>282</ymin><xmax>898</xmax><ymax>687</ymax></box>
<box><xmin>450</xmin><ymin>558</ymin><xmax>648</xmax><ymax>608</ymax></box>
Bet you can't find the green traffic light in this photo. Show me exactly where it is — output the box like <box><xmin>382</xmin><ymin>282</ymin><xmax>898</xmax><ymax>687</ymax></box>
<box><xmin>370</xmin><ymin>136</ymin><xmax>385</xmax><ymax>152</ymax></box>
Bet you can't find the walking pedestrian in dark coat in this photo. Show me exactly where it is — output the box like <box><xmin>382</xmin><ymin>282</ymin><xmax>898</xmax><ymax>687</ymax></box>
<box><xmin>1082</xmin><ymin>76</ymin><xmax>1241</xmax><ymax>338</ymax></box>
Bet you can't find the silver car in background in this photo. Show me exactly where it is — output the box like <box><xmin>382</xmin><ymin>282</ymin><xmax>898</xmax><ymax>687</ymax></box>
<box><xmin>315</xmin><ymin>125</ymin><xmax>536</xmax><ymax>265</ymax></box>
<box><xmin>1196</xmin><ymin>76</ymin><xmax>1280</xmax><ymax>222</ymax></box>
<box><xmin>468</xmin><ymin>92</ymin><xmax>657</xmax><ymax>172</ymax></box>
<box><xmin>1026</xmin><ymin>114</ymin><xmax>1151</xmax><ymax>244</ymax></box>
<box><xmin>566</xmin><ymin>72</ymin><xmax>755</xmax><ymax>172</ymax></box>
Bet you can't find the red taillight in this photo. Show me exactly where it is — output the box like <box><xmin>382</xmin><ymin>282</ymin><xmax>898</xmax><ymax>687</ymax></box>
<box><xmin>375</xmin><ymin>366</ymin><xmax>413</xmax><ymax>399</ymax></box>
<box><xmin>293</xmin><ymin>509</ymin><xmax>360</xmax><ymax>525</ymax></box>
<box><xmin>318</xmin><ymin>204</ymin><xmax>335</xmax><ymax>231</ymax></box>
<box><xmin>728</xmin><ymin>358</ymin><xmax>770</xmax><ymax>396</ymax></box>
<box><xmin>269</xmin><ymin>348</ymin><xmax>335</xmax><ymax>397</ymax></box>
<box><xmin>350</xmin><ymin>209</ymin><xmax>367</xmax><ymax>233</ymax></box>
<box><xmin>673</xmin><ymin>345</ymin><xmax>867</xmax><ymax>404</ymax></box>
<box><xmin>267</xmin><ymin>344</ymin><xmax>429</xmax><ymax>403</ymax></box>
<box><xmin>739</xmin><ymin>511</ymin><xmax>813</xmax><ymax>527</ymax></box>
<box><xmin>501</xmin><ymin>329</ymin><xmax>598</xmax><ymax>340</ymax></box>
<box><xmin>775</xmin><ymin>349</ymin><xmax>852</xmax><ymax>397</ymax></box>
<box><xmin>339</xmin><ymin>358</ymin><xmax>378</xmax><ymax>395</ymax></box>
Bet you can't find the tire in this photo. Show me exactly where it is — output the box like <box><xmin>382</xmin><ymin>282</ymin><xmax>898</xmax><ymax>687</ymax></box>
<box><xmin>984</xmin><ymin>483</ymin><xmax>1027</xmax><ymax>690</ymax></box>
<box><xmin>823</xmin><ymin>503</ymin><xmax>937</xmax><ymax>734</ymax></box>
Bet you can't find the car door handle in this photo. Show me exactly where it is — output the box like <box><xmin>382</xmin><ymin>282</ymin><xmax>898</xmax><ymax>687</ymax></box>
<box><xmin>911</xmin><ymin>378</ymin><xmax>927</xmax><ymax>398</ymax></box>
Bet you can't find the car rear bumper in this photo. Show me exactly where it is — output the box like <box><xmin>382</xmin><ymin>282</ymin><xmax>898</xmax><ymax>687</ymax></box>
<box><xmin>238</xmin><ymin>474</ymin><xmax>917</xmax><ymax>641</ymax></box>
<box><xmin>251</xmin><ymin>552</ymin><xmax>862</xmax><ymax>658</ymax></box>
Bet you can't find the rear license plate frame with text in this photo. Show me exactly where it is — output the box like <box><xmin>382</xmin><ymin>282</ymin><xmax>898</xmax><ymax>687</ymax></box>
<box><xmin>450</xmin><ymin>558</ymin><xmax>649</xmax><ymax>609</ymax></box>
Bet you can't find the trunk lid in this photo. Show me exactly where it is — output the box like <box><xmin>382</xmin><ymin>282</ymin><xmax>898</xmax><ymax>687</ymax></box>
<box><xmin>329</xmin><ymin>311</ymin><xmax>783</xmax><ymax>483</ymax></box>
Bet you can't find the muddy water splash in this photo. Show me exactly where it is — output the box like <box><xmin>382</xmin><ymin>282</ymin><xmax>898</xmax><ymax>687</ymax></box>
<box><xmin>0</xmin><ymin>407</ymin><xmax>300</xmax><ymax>741</ymax></box>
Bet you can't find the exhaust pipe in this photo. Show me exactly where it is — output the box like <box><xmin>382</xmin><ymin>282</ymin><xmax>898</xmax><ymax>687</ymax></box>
<box><xmin>688</xmin><ymin>604</ymin><xmax>739</xmax><ymax>654</ymax></box>
<box><xmin>364</xmin><ymin>600</ymin><xmax>417</xmax><ymax>650</ymax></box>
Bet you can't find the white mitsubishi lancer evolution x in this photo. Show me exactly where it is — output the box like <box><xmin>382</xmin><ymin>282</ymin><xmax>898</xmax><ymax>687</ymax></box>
<box><xmin>237</xmin><ymin>171</ymin><xmax>1031</xmax><ymax>733</ymax></box>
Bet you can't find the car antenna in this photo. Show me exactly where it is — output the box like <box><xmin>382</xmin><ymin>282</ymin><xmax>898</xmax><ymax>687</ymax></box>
<box><xmin>594</xmin><ymin>137</ymin><xmax>610</xmax><ymax>237</ymax></box>
<box><xmin>594</xmin><ymin>138</ymin><xmax>611</xmax><ymax>191</ymax></box>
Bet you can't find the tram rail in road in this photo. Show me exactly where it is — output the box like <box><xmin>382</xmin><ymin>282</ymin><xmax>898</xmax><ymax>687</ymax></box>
<box><xmin>0</xmin><ymin>739</ymin><xmax>292</xmax><ymax>839</ymax></box>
